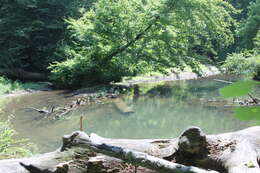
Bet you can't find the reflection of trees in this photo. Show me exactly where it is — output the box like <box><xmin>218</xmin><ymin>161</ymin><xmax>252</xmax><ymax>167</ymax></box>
<box><xmin>233</xmin><ymin>107</ymin><xmax>260</xmax><ymax>123</ymax></box>
<box><xmin>143</xmin><ymin>82</ymin><xmax>191</xmax><ymax>101</ymax></box>
<box><xmin>83</xmin><ymin>81</ymin><xmax>253</xmax><ymax>139</ymax></box>
<box><xmin>219</xmin><ymin>80</ymin><xmax>260</xmax><ymax>123</ymax></box>
<box><xmin>137</xmin><ymin>78</ymin><xmax>227</xmax><ymax>101</ymax></box>
<box><xmin>87</xmin><ymin>96</ymin><xmax>251</xmax><ymax>139</ymax></box>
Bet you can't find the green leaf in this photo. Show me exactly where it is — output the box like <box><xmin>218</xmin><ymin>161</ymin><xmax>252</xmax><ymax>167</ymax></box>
<box><xmin>233</xmin><ymin>106</ymin><xmax>260</xmax><ymax>121</ymax></box>
<box><xmin>219</xmin><ymin>80</ymin><xmax>260</xmax><ymax>98</ymax></box>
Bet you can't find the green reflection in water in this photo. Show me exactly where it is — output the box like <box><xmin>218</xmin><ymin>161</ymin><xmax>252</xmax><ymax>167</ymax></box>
<box><xmin>2</xmin><ymin>75</ymin><xmax>257</xmax><ymax>153</ymax></box>
<box><xmin>220</xmin><ymin>80</ymin><xmax>260</xmax><ymax>98</ymax></box>
<box><xmin>219</xmin><ymin>80</ymin><xmax>260</xmax><ymax>124</ymax></box>
<box><xmin>233</xmin><ymin>107</ymin><xmax>260</xmax><ymax>121</ymax></box>
<box><xmin>83</xmin><ymin>98</ymin><xmax>249</xmax><ymax>140</ymax></box>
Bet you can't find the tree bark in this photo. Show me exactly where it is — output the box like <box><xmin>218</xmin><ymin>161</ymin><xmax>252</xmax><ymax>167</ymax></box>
<box><xmin>1</xmin><ymin>126</ymin><xmax>260</xmax><ymax>173</ymax></box>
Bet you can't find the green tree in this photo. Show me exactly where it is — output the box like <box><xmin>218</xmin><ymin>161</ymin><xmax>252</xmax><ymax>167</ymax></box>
<box><xmin>50</xmin><ymin>0</ymin><xmax>236</xmax><ymax>88</ymax></box>
<box><xmin>239</xmin><ymin>0</ymin><xmax>260</xmax><ymax>49</ymax></box>
<box><xmin>0</xmin><ymin>0</ymin><xmax>87</xmax><ymax>73</ymax></box>
<box><xmin>227</xmin><ymin>0</ymin><xmax>256</xmax><ymax>20</ymax></box>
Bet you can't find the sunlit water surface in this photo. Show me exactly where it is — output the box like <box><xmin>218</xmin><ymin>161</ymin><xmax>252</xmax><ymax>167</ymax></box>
<box><xmin>1</xmin><ymin>75</ymin><xmax>259</xmax><ymax>152</ymax></box>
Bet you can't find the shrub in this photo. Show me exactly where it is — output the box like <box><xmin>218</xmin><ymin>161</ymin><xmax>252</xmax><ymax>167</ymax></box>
<box><xmin>222</xmin><ymin>51</ymin><xmax>260</xmax><ymax>79</ymax></box>
<box><xmin>0</xmin><ymin>76</ymin><xmax>48</xmax><ymax>95</ymax></box>
<box><xmin>0</xmin><ymin>119</ymin><xmax>36</xmax><ymax>159</ymax></box>
<box><xmin>253</xmin><ymin>59</ymin><xmax>260</xmax><ymax>80</ymax></box>
<box><xmin>222</xmin><ymin>52</ymin><xmax>255</xmax><ymax>74</ymax></box>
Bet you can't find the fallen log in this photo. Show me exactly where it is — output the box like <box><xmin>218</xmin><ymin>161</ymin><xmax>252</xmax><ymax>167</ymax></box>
<box><xmin>213</xmin><ymin>79</ymin><xmax>233</xmax><ymax>84</ymax></box>
<box><xmin>1</xmin><ymin>126</ymin><xmax>260</xmax><ymax>173</ymax></box>
<box><xmin>63</xmin><ymin>131</ymin><xmax>218</xmax><ymax>173</ymax></box>
<box><xmin>25</xmin><ymin>107</ymin><xmax>51</xmax><ymax>114</ymax></box>
<box><xmin>0</xmin><ymin>68</ymin><xmax>47</xmax><ymax>81</ymax></box>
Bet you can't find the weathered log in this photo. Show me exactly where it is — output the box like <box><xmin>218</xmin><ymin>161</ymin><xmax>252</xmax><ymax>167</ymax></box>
<box><xmin>25</xmin><ymin>107</ymin><xmax>51</xmax><ymax>114</ymax></box>
<box><xmin>1</xmin><ymin>126</ymin><xmax>260</xmax><ymax>173</ymax></box>
<box><xmin>62</xmin><ymin>131</ymin><xmax>218</xmax><ymax>173</ymax></box>
<box><xmin>0</xmin><ymin>68</ymin><xmax>47</xmax><ymax>81</ymax></box>
<box><xmin>0</xmin><ymin>150</ymin><xmax>73</xmax><ymax>173</ymax></box>
<box><xmin>213</xmin><ymin>79</ymin><xmax>233</xmax><ymax>84</ymax></box>
<box><xmin>172</xmin><ymin>127</ymin><xmax>260</xmax><ymax>173</ymax></box>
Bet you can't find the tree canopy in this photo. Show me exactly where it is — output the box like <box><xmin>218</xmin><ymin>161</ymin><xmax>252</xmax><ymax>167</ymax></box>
<box><xmin>49</xmin><ymin>0</ymin><xmax>236</xmax><ymax>88</ymax></box>
<box><xmin>0</xmin><ymin>0</ymin><xmax>86</xmax><ymax>72</ymax></box>
<box><xmin>0</xmin><ymin>0</ymin><xmax>259</xmax><ymax>88</ymax></box>
<box><xmin>238</xmin><ymin>0</ymin><xmax>260</xmax><ymax>49</ymax></box>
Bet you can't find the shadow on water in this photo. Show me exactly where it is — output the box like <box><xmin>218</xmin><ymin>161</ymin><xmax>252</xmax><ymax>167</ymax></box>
<box><xmin>0</xmin><ymin>75</ymin><xmax>258</xmax><ymax>153</ymax></box>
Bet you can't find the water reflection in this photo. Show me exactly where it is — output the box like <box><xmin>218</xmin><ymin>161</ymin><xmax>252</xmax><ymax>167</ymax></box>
<box><xmin>219</xmin><ymin>80</ymin><xmax>260</xmax><ymax>124</ymax></box>
<box><xmin>233</xmin><ymin>107</ymin><xmax>260</xmax><ymax>121</ymax></box>
<box><xmin>1</xmin><ymin>76</ymin><xmax>257</xmax><ymax>153</ymax></box>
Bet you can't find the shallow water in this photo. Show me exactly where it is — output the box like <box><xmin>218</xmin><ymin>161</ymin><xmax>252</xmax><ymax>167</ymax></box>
<box><xmin>0</xmin><ymin>75</ymin><xmax>258</xmax><ymax>153</ymax></box>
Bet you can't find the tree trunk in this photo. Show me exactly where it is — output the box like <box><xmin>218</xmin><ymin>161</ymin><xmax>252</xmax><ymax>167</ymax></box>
<box><xmin>1</xmin><ymin>126</ymin><xmax>260</xmax><ymax>173</ymax></box>
<box><xmin>0</xmin><ymin>68</ymin><xmax>47</xmax><ymax>81</ymax></box>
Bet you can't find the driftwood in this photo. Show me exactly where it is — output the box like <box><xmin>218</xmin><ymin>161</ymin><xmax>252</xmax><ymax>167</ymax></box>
<box><xmin>213</xmin><ymin>79</ymin><xmax>233</xmax><ymax>84</ymax></box>
<box><xmin>0</xmin><ymin>68</ymin><xmax>47</xmax><ymax>81</ymax></box>
<box><xmin>25</xmin><ymin>96</ymin><xmax>135</xmax><ymax>120</ymax></box>
<box><xmin>1</xmin><ymin>126</ymin><xmax>260</xmax><ymax>173</ymax></box>
<box><xmin>25</xmin><ymin>106</ymin><xmax>71</xmax><ymax>119</ymax></box>
<box><xmin>25</xmin><ymin>107</ymin><xmax>53</xmax><ymax>114</ymax></box>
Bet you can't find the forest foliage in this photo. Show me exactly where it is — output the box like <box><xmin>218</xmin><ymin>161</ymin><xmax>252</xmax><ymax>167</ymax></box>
<box><xmin>49</xmin><ymin>0</ymin><xmax>237</xmax><ymax>88</ymax></box>
<box><xmin>0</xmin><ymin>0</ymin><xmax>259</xmax><ymax>88</ymax></box>
<box><xmin>223</xmin><ymin>0</ymin><xmax>260</xmax><ymax>80</ymax></box>
<box><xmin>0</xmin><ymin>0</ymin><xmax>90</xmax><ymax>72</ymax></box>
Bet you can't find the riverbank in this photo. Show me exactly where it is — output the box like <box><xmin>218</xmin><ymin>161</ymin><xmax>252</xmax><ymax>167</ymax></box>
<box><xmin>1</xmin><ymin>69</ymin><xmax>257</xmax><ymax>159</ymax></box>
<box><xmin>1</xmin><ymin>65</ymin><xmax>220</xmax><ymax>99</ymax></box>
<box><xmin>2</xmin><ymin>126</ymin><xmax>260</xmax><ymax>173</ymax></box>
<box><xmin>117</xmin><ymin>65</ymin><xmax>220</xmax><ymax>86</ymax></box>
<box><xmin>0</xmin><ymin>76</ymin><xmax>52</xmax><ymax>98</ymax></box>
<box><xmin>1</xmin><ymin>86</ymin><xmax>52</xmax><ymax>99</ymax></box>
<box><xmin>74</xmin><ymin>65</ymin><xmax>220</xmax><ymax>96</ymax></box>
<box><xmin>0</xmin><ymin>65</ymin><xmax>221</xmax><ymax>124</ymax></box>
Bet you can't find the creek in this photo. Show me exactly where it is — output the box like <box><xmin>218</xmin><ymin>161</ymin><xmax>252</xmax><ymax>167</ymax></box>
<box><xmin>0</xmin><ymin>75</ymin><xmax>258</xmax><ymax>153</ymax></box>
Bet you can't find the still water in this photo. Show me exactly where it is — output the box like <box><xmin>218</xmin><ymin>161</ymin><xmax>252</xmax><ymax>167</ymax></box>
<box><xmin>0</xmin><ymin>75</ymin><xmax>258</xmax><ymax>152</ymax></box>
